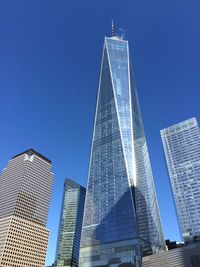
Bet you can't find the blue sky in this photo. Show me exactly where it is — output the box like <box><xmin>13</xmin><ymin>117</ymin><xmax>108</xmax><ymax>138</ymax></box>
<box><xmin>0</xmin><ymin>0</ymin><xmax>199</xmax><ymax>266</ymax></box>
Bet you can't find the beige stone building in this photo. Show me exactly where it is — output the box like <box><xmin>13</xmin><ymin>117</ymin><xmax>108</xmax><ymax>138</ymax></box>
<box><xmin>0</xmin><ymin>149</ymin><xmax>54</xmax><ymax>267</ymax></box>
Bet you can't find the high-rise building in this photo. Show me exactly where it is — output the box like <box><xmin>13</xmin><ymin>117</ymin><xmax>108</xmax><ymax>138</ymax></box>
<box><xmin>0</xmin><ymin>149</ymin><xmax>54</xmax><ymax>267</ymax></box>
<box><xmin>52</xmin><ymin>179</ymin><xmax>86</xmax><ymax>267</ymax></box>
<box><xmin>161</xmin><ymin>117</ymin><xmax>200</xmax><ymax>242</ymax></box>
<box><xmin>79</xmin><ymin>29</ymin><xmax>165</xmax><ymax>267</ymax></box>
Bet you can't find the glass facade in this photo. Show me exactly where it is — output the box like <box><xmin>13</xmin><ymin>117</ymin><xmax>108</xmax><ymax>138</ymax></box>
<box><xmin>80</xmin><ymin>35</ymin><xmax>165</xmax><ymax>267</ymax></box>
<box><xmin>161</xmin><ymin>117</ymin><xmax>200</xmax><ymax>242</ymax></box>
<box><xmin>53</xmin><ymin>179</ymin><xmax>86</xmax><ymax>267</ymax></box>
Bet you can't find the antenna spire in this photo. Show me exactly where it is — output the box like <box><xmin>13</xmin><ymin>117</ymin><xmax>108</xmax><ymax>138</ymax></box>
<box><xmin>111</xmin><ymin>20</ymin><xmax>115</xmax><ymax>37</ymax></box>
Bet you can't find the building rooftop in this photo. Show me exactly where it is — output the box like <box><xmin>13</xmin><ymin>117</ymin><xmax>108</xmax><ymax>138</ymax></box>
<box><xmin>12</xmin><ymin>149</ymin><xmax>51</xmax><ymax>164</ymax></box>
<box><xmin>65</xmin><ymin>178</ymin><xmax>86</xmax><ymax>191</ymax></box>
<box><xmin>160</xmin><ymin>117</ymin><xmax>197</xmax><ymax>134</ymax></box>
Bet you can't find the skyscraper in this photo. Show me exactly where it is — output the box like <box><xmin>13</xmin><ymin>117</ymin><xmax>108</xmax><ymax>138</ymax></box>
<box><xmin>79</xmin><ymin>29</ymin><xmax>165</xmax><ymax>267</ymax></box>
<box><xmin>161</xmin><ymin>117</ymin><xmax>200</xmax><ymax>242</ymax></box>
<box><xmin>53</xmin><ymin>179</ymin><xmax>86</xmax><ymax>267</ymax></box>
<box><xmin>0</xmin><ymin>149</ymin><xmax>54</xmax><ymax>266</ymax></box>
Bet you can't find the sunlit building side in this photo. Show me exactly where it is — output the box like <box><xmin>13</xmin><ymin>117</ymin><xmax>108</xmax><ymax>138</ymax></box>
<box><xmin>0</xmin><ymin>149</ymin><xmax>54</xmax><ymax>267</ymax></box>
<box><xmin>161</xmin><ymin>117</ymin><xmax>200</xmax><ymax>243</ymax></box>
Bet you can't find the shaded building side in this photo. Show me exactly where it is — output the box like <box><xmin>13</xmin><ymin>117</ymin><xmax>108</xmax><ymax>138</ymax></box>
<box><xmin>53</xmin><ymin>178</ymin><xmax>86</xmax><ymax>267</ymax></box>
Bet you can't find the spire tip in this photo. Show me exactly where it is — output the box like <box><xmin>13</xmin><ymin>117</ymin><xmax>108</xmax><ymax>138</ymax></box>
<box><xmin>111</xmin><ymin>20</ymin><xmax>115</xmax><ymax>37</ymax></box>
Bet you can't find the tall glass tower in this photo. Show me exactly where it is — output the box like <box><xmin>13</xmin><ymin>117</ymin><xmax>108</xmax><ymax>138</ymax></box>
<box><xmin>161</xmin><ymin>117</ymin><xmax>200</xmax><ymax>243</ymax></box>
<box><xmin>53</xmin><ymin>179</ymin><xmax>86</xmax><ymax>267</ymax></box>
<box><xmin>79</xmin><ymin>31</ymin><xmax>165</xmax><ymax>267</ymax></box>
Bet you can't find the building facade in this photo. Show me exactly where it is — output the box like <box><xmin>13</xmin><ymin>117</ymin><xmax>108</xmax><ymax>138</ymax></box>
<box><xmin>79</xmin><ymin>32</ymin><xmax>165</xmax><ymax>267</ymax></box>
<box><xmin>0</xmin><ymin>149</ymin><xmax>54</xmax><ymax>267</ymax></box>
<box><xmin>53</xmin><ymin>179</ymin><xmax>86</xmax><ymax>267</ymax></box>
<box><xmin>165</xmin><ymin>239</ymin><xmax>184</xmax><ymax>250</ymax></box>
<box><xmin>161</xmin><ymin>117</ymin><xmax>200</xmax><ymax>242</ymax></box>
<box><xmin>142</xmin><ymin>242</ymin><xmax>200</xmax><ymax>267</ymax></box>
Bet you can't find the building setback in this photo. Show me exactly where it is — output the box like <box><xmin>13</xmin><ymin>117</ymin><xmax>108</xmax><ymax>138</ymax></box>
<box><xmin>52</xmin><ymin>179</ymin><xmax>86</xmax><ymax>267</ymax></box>
<box><xmin>79</xmin><ymin>29</ymin><xmax>165</xmax><ymax>267</ymax></box>
<box><xmin>0</xmin><ymin>149</ymin><xmax>54</xmax><ymax>267</ymax></box>
<box><xmin>161</xmin><ymin>118</ymin><xmax>200</xmax><ymax>242</ymax></box>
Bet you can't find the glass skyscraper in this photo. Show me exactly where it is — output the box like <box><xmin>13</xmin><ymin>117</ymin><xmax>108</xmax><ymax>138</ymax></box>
<box><xmin>53</xmin><ymin>179</ymin><xmax>86</xmax><ymax>267</ymax></box>
<box><xmin>161</xmin><ymin>117</ymin><xmax>200</xmax><ymax>242</ymax></box>
<box><xmin>79</xmin><ymin>32</ymin><xmax>165</xmax><ymax>267</ymax></box>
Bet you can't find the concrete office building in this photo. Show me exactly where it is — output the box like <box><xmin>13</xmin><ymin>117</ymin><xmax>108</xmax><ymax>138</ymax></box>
<box><xmin>0</xmin><ymin>149</ymin><xmax>54</xmax><ymax>267</ymax></box>
<box><xmin>161</xmin><ymin>118</ymin><xmax>200</xmax><ymax>242</ymax></box>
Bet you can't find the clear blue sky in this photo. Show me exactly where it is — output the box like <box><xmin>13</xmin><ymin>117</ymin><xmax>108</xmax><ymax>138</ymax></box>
<box><xmin>0</xmin><ymin>0</ymin><xmax>199</xmax><ymax>266</ymax></box>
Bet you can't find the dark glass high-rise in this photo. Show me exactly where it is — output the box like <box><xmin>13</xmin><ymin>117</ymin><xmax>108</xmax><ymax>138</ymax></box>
<box><xmin>52</xmin><ymin>179</ymin><xmax>86</xmax><ymax>267</ymax></box>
